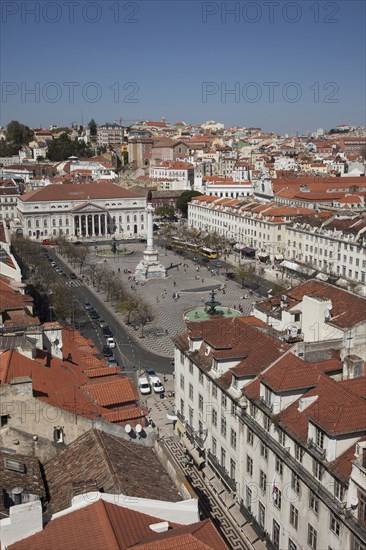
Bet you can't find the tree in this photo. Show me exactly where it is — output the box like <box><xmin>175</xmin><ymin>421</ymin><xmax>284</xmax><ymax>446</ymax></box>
<box><xmin>176</xmin><ymin>190</ymin><xmax>202</xmax><ymax>217</ymax></box>
<box><xmin>88</xmin><ymin>119</ymin><xmax>97</xmax><ymax>137</ymax></box>
<box><xmin>46</xmin><ymin>133</ymin><xmax>93</xmax><ymax>161</ymax></box>
<box><xmin>6</xmin><ymin>120</ymin><xmax>33</xmax><ymax>145</ymax></box>
<box><xmin>155</xmin><ymin>204</ymin><xmax>175</xmax><ymax>218</ymax></box>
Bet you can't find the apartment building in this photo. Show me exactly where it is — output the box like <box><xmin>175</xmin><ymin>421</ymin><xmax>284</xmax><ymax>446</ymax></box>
<box><xmin>173</xmin><ymin>280</ymin><xmax>366</xmax><ymax>550</ymax></box>
<box><xmin>149</xmin><ymin>161</ymin><xmax>194</xmax><ymax>189</ymax></box>
<box><xmin>188</xmin><ymin>195</ymin><xmax>313</xmax><ymax>262</ymax></box>
<box><xmin>96</xmin><ymin>124</ymin><xmax>124</xmax><ymax>147</ymax></box>
<box><xmin>286</xmin><ymin>215</ymin><xmax>366</xmax><ymax>284</ymax></box>
<box><xmin>0</xmin><ymin>186</ymin><xmax>19</xmax><ymax>222</ymax></box>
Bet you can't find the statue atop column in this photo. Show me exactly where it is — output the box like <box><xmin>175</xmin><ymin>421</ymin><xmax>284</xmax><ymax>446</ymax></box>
<box><xmin>134</xmin><ymin>189</ymin><xmax>166</xmax><ymax>280</ymax></box>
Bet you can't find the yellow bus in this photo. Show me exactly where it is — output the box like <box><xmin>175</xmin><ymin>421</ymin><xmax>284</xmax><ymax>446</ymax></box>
<box><xmin>199</xmin><ymin>246</ymin><xmax>218</xmax><ymax>259</ymax></box>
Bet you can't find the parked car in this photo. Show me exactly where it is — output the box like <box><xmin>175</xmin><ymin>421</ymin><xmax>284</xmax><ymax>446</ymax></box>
<box><xmin>102</xmin><ymin>345</ymin><xmax>113</xmax><ymax>357</ymax></box>
<box><xmin>138</xmin><ymin>377</ymin><xmax>151</xmax><ymax>395</ymax></box>
<box><xmin>145</xmin><ymin>368</ymin><xmax>157</xmax><ymax>379</ymax></box>
<box><xmin>108</xmin><ymin>356</ymin><xmax>119</xmax><ymax>367</ymax></box>
<box><xmin>106</xmin><ymin>337</ymin><xmax>116</xmax><ymax>349</ymax></box>
<box><xmin>150</xmin><ymin>376</ymin><xmax>164</xmax><ymax>394</ymax></box>
<box><xmin>102</xmin><ymin>326</ymin><xmax>113</xmax><ymax>338</ymax></box>
<box><xmin>73</xmin><ymin>241</ymin><xmax>82</xmax><ymax>246</ymax></box>
<box><xmin>41</xmin><ymin>239</ymin><xmax>57</xmax><ymax>245</ymax></box>
<box><xmin>98</xmin><ymin>319</ymin><xmax>107</xmax><ymax>328</ymax></box>
<box><xmin>213</xmin><ymin>261</ymin><xmax>223</xmax><ymax>268</ymax></box>
<box><xmin>84</xmin><ymin>301</ymin><xmax>93</xmax><ymax>310</ymax></box>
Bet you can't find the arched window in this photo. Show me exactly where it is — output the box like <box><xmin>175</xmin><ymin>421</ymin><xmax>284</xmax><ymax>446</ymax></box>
<box><xmin>127</xmin><ymin>215</ymin><xmax>130</xmax><ymax>223</ymax></box>
<box><xmin>127</xmin><ymin>225</ymin><xmax>130</xmax><ymax>231</ymax></box>
<box><xmin>52</xmin><ymin>219</ymin><xmax>56</xmax><ymax>226</ymax></box>
<box><xmin>27</xmin><ymin>220</ymin><xmax>31</xmax><ymax>228</ymax></box>
<box><xmin>65</xmin><ymin>219</ymin><xmax>69</xmax><ymax>226</ymax></box>
<box><xmin>119</xmin><ymin>216</ymin><xmax>122</xmax><ymax>223</ymax></box>
<box><xmin>141</xmin><ymin>214</ymin><xmax>144</xmax><ymax>222</ymax></box>
<box><xmin>59</xmin><ymin>219</ymin><xmax>62</xmax><ymax>226</ymax></box>
<box><xmin>141</xmin><ymin>224</ymin><xmax>144</xmax><ymax>230</ymax></box>
<box><xmin>134</xmin><ymin>215</ymin><xmax>137</xmax><ymax>222</ymax></box>
<box><xmin>35</xmin><ymin>220</ymin><xmax>40</xmax><ymax>227</ymax></box>
<box><xmin>53</xmin><ymin>229</ymin><xmax>56</xmax><ymax>235</ymax></box>
<box><xmin>113</xmin><ymin>216</ymin><xmax>116</xmax><ymax>223</ymax></box>
<box><xmin>66</xmin><ymin>229</ymin><xmax>69</xmax><ymax>235</ymax></box>
<box><xmin>44</xmin><ymin>230</ymin><xmax>48</xmax><ymax>236</ymax></box>
<box><xmin>28</xmin><ymin>231</ymin><xmax>32</xmax><ymax>236</ymax></box>
<box><xmin>44</xmin><ymin>219</ymin><xmax>47</xmax><ymax>227</ymax></box>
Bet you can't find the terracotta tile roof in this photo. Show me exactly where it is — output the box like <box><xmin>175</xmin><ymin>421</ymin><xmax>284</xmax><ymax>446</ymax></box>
<box><xmin>131</xmin><ymin>519</ymin><xmax>228</xmax><ymax>549</ymax></box>
<box><xmin>186</xmin><ymin>317</ymin><xmax>289</xmax><ymax>377</ymax></box>
<box><xmin>19</xmin><ymin>182</ymin><xmax>145</xmax><ymax>203</ymax></box>
<box><xmin>330</xmin><ymin>437</ymin><xmax>364</xmax><ymax>483</ymax></box>
<box><xmin>337</xmin><ymin>377</ymin><xmax>366</xmax><ymax>399</ymax></box>
<box><xmin>0</xmin><ymin>276</ymin><xmax>34</xmax><ymax>311</ymax></box>
<box><xmin>260</xmin><ymin>353</ymin><xmax>342</xmax><ymax>392</ymax></box>
<box><xmin>286</xmin><ymin>280</ymin><xmax>366</xmax><ymax>329</ymax></box>
<box><xmin>83</xmin><ymin>377</ymin><xmax>138</xmax><ymax>407</ymax></box>
<box><xmin>279</xmin><ymin>374</ymin><xmax>366</xmax><ymax>439</ymax></box>
<box><xmin>43</xmin><ymin>430</ymin><xmax>181</xmax><ymax>513</ymax></box>
<box><xmin>85</xmin><ymin>366</ymin><xmax>120</xmax><ymax>378</ymax></box>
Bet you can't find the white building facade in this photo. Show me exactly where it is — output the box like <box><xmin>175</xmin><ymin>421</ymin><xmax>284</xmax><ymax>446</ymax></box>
<box><xmin>16</xmin><ymin>182</ymin><xmax>146</xmax><ymax>240</ymax></box>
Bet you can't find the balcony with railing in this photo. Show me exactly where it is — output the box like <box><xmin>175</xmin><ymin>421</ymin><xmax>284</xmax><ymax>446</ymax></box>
<box><xmin>207</xmin><ymin>450</ymin><xmax>237</xmax><ymax>493</ymax></box>
<box><xmin>176</xmin><ymin>411</ymin><xmax>185</xmax><ymax>425</ymax></box>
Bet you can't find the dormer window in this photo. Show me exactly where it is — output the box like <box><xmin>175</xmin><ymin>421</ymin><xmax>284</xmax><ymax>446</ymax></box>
<box><xmin>212</xmin><ymin>359</ymin><xmax>218</xmax><ymax>371</ymax></box>
<box><xmin>205</xmin><ymin>346</ymin><xmax>210</xmax><ymax>356</ymax></box>
<box><xmin>232</xmin><ymin>376</ymin><xmax>238</xmax><ymax>389</ymax></box>
<box><xmin>54</xmin><ymin>427</ymin><xmax>64</xmax><ymax>443</ymax></box>
<box><xmin>315</xmin><ymin>427</ymin><xmax>325</xmax><ymax>449</ymax></box>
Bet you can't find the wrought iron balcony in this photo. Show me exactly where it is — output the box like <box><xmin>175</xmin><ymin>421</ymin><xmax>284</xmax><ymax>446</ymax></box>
<box><xmin>176</xmin><ymin>411</ymin><xmax>185</xmax><ymax>424</ymax></box>
<box><xmin>207</xmin><ymin>450</ymin><xmax>237</xmax><ymax>493</ymax></box>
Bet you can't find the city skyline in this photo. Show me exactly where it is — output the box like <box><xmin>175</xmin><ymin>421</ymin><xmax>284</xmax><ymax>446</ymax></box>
<box><xmin>1</xmin><ymin>0</ymin><xmax>365</xmax><ymax>133</ymax></box>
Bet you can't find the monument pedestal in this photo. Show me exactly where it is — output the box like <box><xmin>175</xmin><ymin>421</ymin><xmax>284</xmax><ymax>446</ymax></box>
<box><xmin>135</xmin><ymin>249</ymin><xmax>166</xmax><ymax>280</ymax></box>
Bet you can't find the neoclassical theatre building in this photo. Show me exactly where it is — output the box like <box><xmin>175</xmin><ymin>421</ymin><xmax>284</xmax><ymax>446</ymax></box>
<box><xmin>17</xmin><ymin>183</ymin><xmax>147</xmax><ymax>240</ymax></box>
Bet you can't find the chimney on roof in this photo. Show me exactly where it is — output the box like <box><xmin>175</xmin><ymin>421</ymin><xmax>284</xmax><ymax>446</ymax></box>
<box><xmin>343</xmin><ymin>354</ymin><xmax>363</xmax><ymax>380</ymax></box>
<box><xmin>149</xmin><ymin>521</ymin><xmax>169</xmax><ymax>533</ymax></box>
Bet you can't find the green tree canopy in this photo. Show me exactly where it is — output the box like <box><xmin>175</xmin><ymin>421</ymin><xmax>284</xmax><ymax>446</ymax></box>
<box><xmin>155</xmin><ymin>204</ymin><xmax>175</xmax><ymax>218</ymax></box>
<box><xmin>176</xmin><ymin>190</ymin><xmax>202</xmax><ymax>217</ymax></box>
<box><xmin>46</xmin><ymin>133</ymin><xmax>93</xmax><ymax>162</ymax></box>
<box><xmin>88</xmin><ymin>118</ymin><xmax>97</xmax><ymax>136</ymax></box>
<box><xmin>6</xmin><ymin>120</ymin><xmax>34</xmax><ymax>145</ymax></box>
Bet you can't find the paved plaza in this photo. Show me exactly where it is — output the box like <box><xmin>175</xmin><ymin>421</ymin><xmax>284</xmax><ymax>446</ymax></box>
<box><xmin>85</xmin><ymin>242</ymin><xmax>260</xmax><ymax>358</ymax></box>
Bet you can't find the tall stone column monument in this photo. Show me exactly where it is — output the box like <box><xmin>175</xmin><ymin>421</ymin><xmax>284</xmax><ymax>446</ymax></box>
<box><xmin>135</xmin><ymin>191</ymin><xmax>167</xmax><ymax>280</ymax></box>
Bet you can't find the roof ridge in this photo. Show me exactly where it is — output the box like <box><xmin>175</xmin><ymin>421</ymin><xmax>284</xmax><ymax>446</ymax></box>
<box><xmin>96</xmin><ymin>499</ymin><xmax>121</xmax><ymax>548</ymax></box>
<box><xmin>94</xmin><ymin>430</ymin><xmax>122</xmax><ymax>493</ymax></box>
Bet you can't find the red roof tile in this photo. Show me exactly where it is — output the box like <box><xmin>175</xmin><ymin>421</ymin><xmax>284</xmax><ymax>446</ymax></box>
<box><xmin>83</xmin><ymin>377</ymin><xmax>138</xmax><ymax>407</ymax></box>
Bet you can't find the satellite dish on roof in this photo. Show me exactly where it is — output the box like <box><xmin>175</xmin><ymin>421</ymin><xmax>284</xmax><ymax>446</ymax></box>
<box><xmin>125</xmin><ymin>424</ymin><xmax>132</xmax><ymax>434</ymax></box>
<box><xmin>135</xmin><ymin>424</ymin><xmax>142</xmax><ymax>433</ymax></box>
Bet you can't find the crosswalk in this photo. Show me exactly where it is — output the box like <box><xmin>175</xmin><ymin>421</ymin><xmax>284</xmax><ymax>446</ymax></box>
<box><xmin>65</xmin><ymin>279</ymin><xmax>84</xmax><ymax>288</ymax></box>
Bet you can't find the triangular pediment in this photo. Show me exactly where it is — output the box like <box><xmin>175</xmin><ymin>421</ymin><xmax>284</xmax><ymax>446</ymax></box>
<box><xmin>71</xmin><ymin>201</ymin><xmax>107</xmax><ymax>213</ymax></box>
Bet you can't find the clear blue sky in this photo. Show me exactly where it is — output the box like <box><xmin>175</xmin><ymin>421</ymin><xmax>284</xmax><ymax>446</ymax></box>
<box><xmin>1</xmin><ymin>0</ymin><xmax>365</xmax><ymax>134</ymax></box>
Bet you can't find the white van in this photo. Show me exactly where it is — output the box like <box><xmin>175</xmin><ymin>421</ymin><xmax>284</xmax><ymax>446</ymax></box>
<box><xmin>150</xmin><ymin>376</ymin><xmax>164</xmax><ymax>394</ymax></box>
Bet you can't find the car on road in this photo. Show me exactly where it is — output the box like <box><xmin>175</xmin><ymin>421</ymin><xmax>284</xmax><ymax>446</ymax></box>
<box><xmin>89</xmin><ymin>239</ymin><xmax>97</xmax><ymax>244</ymax></box>
<box><xmin>84</xmin><ymin>301</ymin><xmax>93</xmax><ymax>310</ymax></box>
<box><xmin>90</xmin><ymin>309</ymin><xmax>99</xmax><ymax>319</ymax></box>
<box><xmin>213</xmin><ymin>261</ymin><xmax>223</xmax><ymax>268</ymax></box>
<box><xmin>106</xmin><ymin>337</ymin><xmax>116</xmax><ymax>349</ymax></box>
<box><xmin>108</xmin><ymin>356</ymin><xmax>119</xmax><ymax>367</ymax></box>
<box><xmin>70</xmin><ymin>272</ymin><xmax>78</xmax><ymax>279</ymax></box>
<box><xmin>102</xmin><ymin>345</ymin><xmax>113</xmax><ymax>357</ymax></box>
<box><xmin>138</xmin><ymin>377</ymin><xmax>151</xmax><ymax>395</ymax></box>
<box><xmin>150</xmin><ymin>376</ymin><xmax>164</xmax><ymax>394</ymax></box>
<box><xmin>145</xmin><ymin>368</ymin><xmax>157</xmax><ymax>379</ymax></box>
<box><xmin>98</xmin><ymin>319</ymin><xmax>108</xmax><ymax>328</ymax></box>
<box><xmin>73</xmin><ymin>241</ymin><xmax>82</xmax><ymax>246</ymax></box>
<box><xmin>102</xmin><ymin>326</ymin><xmax>113</xmax><ymax>338</ymax></box>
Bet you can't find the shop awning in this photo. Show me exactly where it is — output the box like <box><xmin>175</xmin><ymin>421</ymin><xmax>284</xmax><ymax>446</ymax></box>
<box><xmin>315</xmin><ymin>272</ymin><xmax>328</xmax><ymax>282</ymax></box>
<box><xmin>275</xmin><ymin>254</ymin><xmax>284</xmax><ymax>260</ymax></box>
<box><xmin>182</xmin><ymin>435</ymin><xmax>195</xmax><ymax>453</ymax></box>
<box><xmin>189</xmin><ymin>447</ymin><xmax>205</xmax><ymax>468</ymax></box>
<box><xmin>242</xmin><ymin>246</ymin><xmax>255</xmax><ymax>255</ymax></box>
<box><xmin>280</xmin><ymin>260</ymin><xmax>316</xmax><ymax>276</ymax></box>
<box><xmin>233</xmin><ymin>243</ymin><xmax>243</xmax><ymax>251</ymax></box>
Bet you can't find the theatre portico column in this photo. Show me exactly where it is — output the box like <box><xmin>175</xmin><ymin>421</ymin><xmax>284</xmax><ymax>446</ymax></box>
<box><xmin>92</xmin><ymin>214</ymin><xmax>95</xmax><ymax>236</ymax></box>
